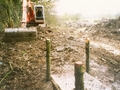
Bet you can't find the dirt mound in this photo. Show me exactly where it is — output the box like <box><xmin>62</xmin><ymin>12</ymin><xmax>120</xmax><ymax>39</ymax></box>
<box><xmin>87</xmin><ymin>17</ymin><xmax>120</xmax><ymax>41</ymax></box>
<box><xmin>94</xmin><ymin>17</ymin><xmax>120</xmax><ymax>29</ymax></box>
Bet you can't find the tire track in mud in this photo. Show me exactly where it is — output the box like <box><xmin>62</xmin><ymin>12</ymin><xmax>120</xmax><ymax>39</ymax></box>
<box><xmin>90</xmin><ymin>41</ymin><xmax>120</xmax><ymax>67</ymax></box>
<box><xmin>87</xmin><ymin>41</ymin><xmax>120</xmax><ymax>90</ymax></box>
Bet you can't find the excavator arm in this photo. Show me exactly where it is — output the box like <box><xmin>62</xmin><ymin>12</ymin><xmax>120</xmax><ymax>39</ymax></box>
<box><xmin>21</xmin><ymin>0</ymin><xmax>27</xmax><ymax>28</ymax></box>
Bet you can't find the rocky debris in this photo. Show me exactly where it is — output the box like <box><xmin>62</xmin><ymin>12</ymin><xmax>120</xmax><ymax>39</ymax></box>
<box><xmin>65</xmin><ymin>20</ymin><xmax>93</xmax><ymax>29</ymax></box>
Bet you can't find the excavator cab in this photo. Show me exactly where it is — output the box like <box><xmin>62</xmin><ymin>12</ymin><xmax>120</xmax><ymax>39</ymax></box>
<box><xmin>34</xmin><ymin>5</ymin><xmax>45</xmax><ymax>24</ymax></box>
<box><xmin>26</xmin><ymin>5</ymin><xmax>45</xmax><ymax>27</ymax></box>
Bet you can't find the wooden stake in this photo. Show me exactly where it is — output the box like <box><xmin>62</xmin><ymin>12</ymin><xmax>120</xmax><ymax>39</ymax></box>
<box><xmin>85</xmin><ymin>38</ymin><xmax>90</xmax><ymax>73</ymax></box>
<box><xmin>46</xmin><ymin>39</ymin><xmax>51</xmax><ymax>81</ymax></box>
<box><xmin>74</xmin><ymin>62</ymin><xmax>84</xmax><ymax>90</ymax></box>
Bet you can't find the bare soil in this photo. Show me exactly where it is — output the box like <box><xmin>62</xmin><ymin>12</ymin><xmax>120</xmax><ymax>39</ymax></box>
<box><xmin>0</xmin><ymin>18</ymin><xmax>120</xmax><ymax>90</ymax></box>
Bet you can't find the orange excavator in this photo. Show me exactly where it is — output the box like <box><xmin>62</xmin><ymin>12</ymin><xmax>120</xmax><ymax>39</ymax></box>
<box><xmin>4</xmin><ymin>0</ymin><xmax>45</xmax><ymax>42</ymax></box>
<box><xmin>21</xmin><ymin>0</ymin><xmax>45</xmax><ymax>27</ymax></box>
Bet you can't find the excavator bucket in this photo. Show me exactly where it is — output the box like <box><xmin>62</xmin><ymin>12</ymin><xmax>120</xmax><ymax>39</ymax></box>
<box><xmin>3</xmin><ymin>27</ymin><xmax>37</xmax><ymax>42</ymax></box>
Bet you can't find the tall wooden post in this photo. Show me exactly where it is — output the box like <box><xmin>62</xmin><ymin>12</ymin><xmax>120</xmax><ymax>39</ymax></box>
<box><xmin>46</xmin><ymin>39</ymin><xmax>51</xmax><ymax>81</ymax></box>
<box><xmin>74</xmin><ymin>62</ymin><xmax>84</xmax><ymax>90</ymax></box>
<box><xmin>85</xmin><ymin>38</ymin><xmax>90</xmax><ymax>73</ymax></box>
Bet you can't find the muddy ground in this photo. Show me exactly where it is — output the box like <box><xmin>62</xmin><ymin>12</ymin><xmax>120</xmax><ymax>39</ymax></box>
<box><xmin>0</xmin><ymin>18</ymin><xmax>120</xmax><ymax>90</ymax></box>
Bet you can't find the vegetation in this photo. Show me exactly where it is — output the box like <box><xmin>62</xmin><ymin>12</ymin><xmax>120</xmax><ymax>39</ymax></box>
<box><xmin>60</xmin><ymin>13</ymin><xmax>81</xmax><ymax>22</ymax></box>
<box><xmin>57</xmin><ymin>13</ymin><xmax>81</xmax><ymax>26</ymax></box>
<box><xmin>0</xmin><ymin>0</ymin><xmax>22</xmax><ymax>30</ymax></box>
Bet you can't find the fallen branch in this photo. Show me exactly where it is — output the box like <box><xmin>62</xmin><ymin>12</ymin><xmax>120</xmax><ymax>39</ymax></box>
<box><xmin>0</xmin><ymin>71</ymin><xmax>12</xmax><ymax>84</ymax></box>
<box><xmin>0</xmin><ymin>62</ymin><xmax>13</xmax><ymax>84</ymax></box>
